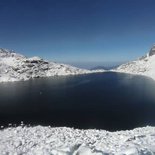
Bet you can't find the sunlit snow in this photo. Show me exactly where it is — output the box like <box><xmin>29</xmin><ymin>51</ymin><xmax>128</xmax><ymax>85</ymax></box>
<box><xmin>113</xmin><ymin>45</ymin><xmax>155</xmax><ymax>80</ymax></box>
<box><xmin>0</xmin><ymin>126</ymin><xmax>155</xmax><ymax>155</ymax></box>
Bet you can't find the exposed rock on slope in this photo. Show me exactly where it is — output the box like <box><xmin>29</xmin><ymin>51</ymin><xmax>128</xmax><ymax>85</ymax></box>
<box><xmin>149</xmin><ymin>45</ymin><xmax>155</xmax><ymax>56</ymax></box>
<box><xmin>0</xmin><ymin>48</ymin><xmax>103</xmax><ymax>82</ymax></box>
<box><xmin>114</xmin><ymin>45</ymin><xmax>155</xmax><ymax>80</ymax></box>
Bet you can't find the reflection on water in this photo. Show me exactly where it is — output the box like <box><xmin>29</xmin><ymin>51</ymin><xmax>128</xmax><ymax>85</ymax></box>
<box><xmin>0</xmin><ymin>72</ymin><xmax>155</xmax><ymax>131</ymax></box>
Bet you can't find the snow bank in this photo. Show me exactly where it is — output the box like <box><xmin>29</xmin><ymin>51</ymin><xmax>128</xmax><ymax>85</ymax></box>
<box><xmin>0</xmin><ymin>126</ymin><xmax>155</xmax><ymax>155</ymax></box>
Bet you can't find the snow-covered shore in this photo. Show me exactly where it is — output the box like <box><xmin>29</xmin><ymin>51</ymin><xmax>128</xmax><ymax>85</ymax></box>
<box><xmin>113</xmin><ymin>45</ymin><xmax>155</xmax><ymax>80</ymax></box>
<box><xmin>0</xmin><ymin>126</ymin><xmax>155</xmax><ymax>155</ymax></box>
<box><xmin>0</xmin><ymin>48</ymin><xmax>105</xmax><ymax>83</ymax></box>
<box><xmin>1</xmin><ymin>45</ymin><xmax>155</xmax><ymax>82</ymax></box>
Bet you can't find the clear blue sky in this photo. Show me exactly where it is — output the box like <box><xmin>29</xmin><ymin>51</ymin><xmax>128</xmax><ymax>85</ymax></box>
<box><xmin>0</xmin><ymin>0</ymin><xmax>155</xmax><ymax>68</ymax></box>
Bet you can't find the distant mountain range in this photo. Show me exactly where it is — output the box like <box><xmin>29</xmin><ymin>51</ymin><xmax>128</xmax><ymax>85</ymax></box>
<box><xmin>91</xmin><ymin>64</ymin><xmax>120</xmax><ymax>70</ymax></box>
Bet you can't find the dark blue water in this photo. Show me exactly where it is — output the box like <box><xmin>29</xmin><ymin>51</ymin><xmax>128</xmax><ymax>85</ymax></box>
<box><xmin>0</xmin><ymin>72</ymin><xmax>155</xmax><ymax>131</ymax></box>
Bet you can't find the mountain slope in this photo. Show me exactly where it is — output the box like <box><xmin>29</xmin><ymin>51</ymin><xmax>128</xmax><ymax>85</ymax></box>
<box><xmin>114</xmin><ymin>45</ymin><xmax>155</xmax><ymax>80</ymax></box>
<box><xmin>0</xmin><ymin>48</ymin><xmax>103</xmax><ymax>82</ymax></box>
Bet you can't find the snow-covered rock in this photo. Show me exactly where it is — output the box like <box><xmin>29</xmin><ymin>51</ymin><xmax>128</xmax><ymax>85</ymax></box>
<box><xmin>113</xmin><ymin>45</ymin><xmax>155</xmax><ymax>80</ymax></box>
<box><xmin>0</xmin><ymin>48</ymin><xmax>104</xmax><ymax>82</ymax></box>
<box><xmin>0</xmin><ymin>126</ymin><xmax>155</xmax><ymax>155</ymax></box>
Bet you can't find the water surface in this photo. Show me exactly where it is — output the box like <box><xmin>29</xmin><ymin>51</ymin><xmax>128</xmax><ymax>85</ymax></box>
<box><xmin>0</xmin><ymin>72</ymin><xmax>155</xmax><ymax>131</ymax></box>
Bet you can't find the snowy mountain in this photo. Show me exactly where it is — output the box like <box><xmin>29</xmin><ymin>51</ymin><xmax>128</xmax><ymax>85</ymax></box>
<box><xmin>0</xmin><ymin>48</ymin><xmax>104</xmax><ymax>82</ymax></box>
<box><xmin>113</xmin><ymin>45</ymin><xmax>155</xmax><ymax>80</ymax></box>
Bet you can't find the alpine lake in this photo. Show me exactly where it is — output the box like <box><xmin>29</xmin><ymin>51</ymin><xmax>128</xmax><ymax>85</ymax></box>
<box><xmin>0</xmin><ymin>72</ymin><xmax>155</xmax><ymax>131</ymax></box>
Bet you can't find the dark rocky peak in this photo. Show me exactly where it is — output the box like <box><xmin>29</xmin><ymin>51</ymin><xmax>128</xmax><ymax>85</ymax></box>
<box><xmin>149</xmin><ymin>45</ymin><xmax>155</xmax><ymax>56</ymax></box>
